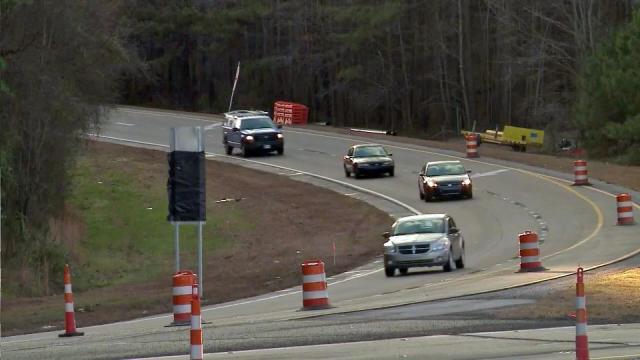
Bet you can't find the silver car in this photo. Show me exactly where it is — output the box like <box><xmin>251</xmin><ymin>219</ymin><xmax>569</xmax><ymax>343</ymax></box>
<box><xmin>383</xmin><ymin>214</ymin><xmax>465</xmax><ymax>277</ymax></box>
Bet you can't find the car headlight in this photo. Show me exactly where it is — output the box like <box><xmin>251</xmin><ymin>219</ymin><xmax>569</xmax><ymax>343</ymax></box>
<box><xmin>425</xmin><ymin>178</ymin><xmax>437</xmax><ymax>187</ymax></box>
<box><xmin>462</xmin><ymin>178</ymin><xmax>471</xmax><ymax>186</ymax></box>
<box><xmin>431</xmin><ymin>239</ymin><xmax>450</xmax><ymax>252</ymax></box>
<box><xmin>244</xmin><ymin>135</ymin><xmax>254</xmax><ymax>141</ymax></box>
<box><xmin>384</xmin><ymin>243</ymin><xmax>396</xmax><ymax>254</ymax></box>
<box><xmin>277</xmin><ymin>133</ymin><xmax>284</xmax><ymax>139</ymax></box>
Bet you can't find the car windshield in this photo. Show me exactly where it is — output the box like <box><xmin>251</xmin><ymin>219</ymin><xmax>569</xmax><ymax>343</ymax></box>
<box><xmin>392</xmin><ymin>219</ymin><xmax>445</xmax><ymax>235</ymax></box>
<box><xmin>240</xmin><ymin>117</ymin><xmax>275</xmax><ymax>130</ymax></box>
<box><xmin>353</xmin><ymin>146</ymin><xmax>387</xmax><ymax>158</ymax></box>
<box><xmin>426</xmin><ymin>163</ymin><xmax>466</xmax><ymax>176</ymax></box>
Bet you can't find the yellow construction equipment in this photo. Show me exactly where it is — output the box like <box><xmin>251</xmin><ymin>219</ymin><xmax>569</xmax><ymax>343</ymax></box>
<box><xmin>461</xmin><ymin>125</ymin><xmax>544</xmax><ymax>152</ymax></box>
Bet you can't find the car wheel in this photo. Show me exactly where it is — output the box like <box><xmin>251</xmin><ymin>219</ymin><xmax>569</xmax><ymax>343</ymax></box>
<box><xmin>455</xmin><ymin>244</ymin><xmax>465</xmax><ymax>269</ymax></box>
<box><xmin>467</xmin><ymin>191</ymin><xmax>473</xmax><ymax>199</ymax></box>
<box><xmin>384</xmin><ymin>267</ymin><xmax>395</xmax><ymax>277</ymax></box>
<box><xmin>241</xmin><ymin>146</ymin><xmax>250</xmax><ymax>158</ymax></box>
<box><xmin>353</xmin><ymin>170</ymin><xmax>361</xmax><ymax>179</ymax></box>
<box><xmin>419</xmin><ymin>191</ymin><xmax>424</xmax><ymax>200</ymax></box>
<box><xmin>344</xmin><ymin>166</ymin><xmax>350</xmax><ymax>177</ymax></box>
<box><xmin>277</xmin><ymin>148</ymin><xmax>284</xmax><ymax>155</ymax></box>
<box><xmin>225</xmin><ymin>145</ymin><xmax>233</xmax><ymax>155</ymax></box>
<box><xmin>388</xmin><ymin>169</ymin><xmax>395</xmax><ymax>177</ymax></box>
<box><xmin>398</xmin><ymin>268</ymin><xmax>408</xmax><ymax>276</ymax></box>
<box><xmin>443</xmin><ymin>249</ymin><xmax>456</xmax><ymax>272</ymax></box>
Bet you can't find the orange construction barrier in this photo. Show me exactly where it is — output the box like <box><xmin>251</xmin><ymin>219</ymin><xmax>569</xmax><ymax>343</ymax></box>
<box><xmin>616</xmin><ymin>193</ymin><xmax>634</xmax><ymax>225</ymax></box>
<box><xmin>301</xmin><ymin>260</ymin><xmax>329</xmax><ymax>310</ymax></box>
<box><xmin>518</xmin><ymin>231</ymin><xmax>544</xmax><ymax>272</ymax></box>
<box><xmin>173</xmin><ymin>271</ymin><xmax>196</xmax><ymax>325</ymax></box>
<box><xmin>190</xmin><ymin>281</ymin><xmax>203</xmax><ymax>360</ymax></box>
<box><xmin>59</xmin><ymin>264</ymin><xmax>84</xmax><ymax>337</ymax></box>
<box><xmin>465</xmin><ymin>134</ymin><xmax>478</xmax><ymax>158</ymax></box>
<box><xmin>273</xmin><ymin>101</ymin><xmax>309</xmax><ymax>125</ymax></box>
<box><xmin>573</xmin><ymin>160</ymin><xmax>590</xmax><ymax>185</ymax></box>
<box><xmin>575</xmin><ymin>267</ymin><xmax>589</xmax><ymax>360</ymax></box>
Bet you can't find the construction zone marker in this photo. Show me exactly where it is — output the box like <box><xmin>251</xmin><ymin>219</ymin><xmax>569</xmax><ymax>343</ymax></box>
<box><xmin>518</xmin><ymin>231</ymin><xmax>544</xmax><ymax>272</ymax></box>
<box><xmin>59</xmin><ymin>264</ymin><xmax>84</xmax><ymax>337</ymax></box>
<box><xmin>301</xmin><ymin>260</ymin><xmax>330</xmax><ymax>310</ymax></box>
<box><xmin>616</xmin><ymin>193</ymin><xmax>634</xmax><ymax>225</ymax></box>
<box><xmin>573</xmin><ymin>160</ymin><xmax>590</xmax><ymax>186</ymax></box>
<box><xmin>190</xmin><ymin>281</ymin><xmax>203</xmax><ymax>360</ymax></box>
<box><xmin>576</xmin><ymin>267</ymin><xmax>589</xmax><ymax>360</ymax></box>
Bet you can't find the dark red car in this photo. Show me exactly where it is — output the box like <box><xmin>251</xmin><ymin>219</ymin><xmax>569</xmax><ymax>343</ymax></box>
<box><xmin>418</xmin><ymin>161</ymin><xmax>472</xmax><ymax>201</ymax></box>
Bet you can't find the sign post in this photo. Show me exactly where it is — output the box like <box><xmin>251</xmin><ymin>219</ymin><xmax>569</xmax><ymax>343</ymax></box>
<box><xmin>168</xmin><ymin>127</ymin><xmax>206</xmax><ymax>296</ymax></box>
<box><xmin>228</xmin><ymin>61</ymin><xmax>240</xmax><ymax>112</ymax></box>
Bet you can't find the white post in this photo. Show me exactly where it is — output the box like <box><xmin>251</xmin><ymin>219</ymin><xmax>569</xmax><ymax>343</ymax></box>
<box><xmin>198</xmin><ymin>221</ymin><xmax>203</xmax><ymax>298</ymax></box>
<box><xmin>174</xmin><ymin>223</ymin><xmax>180</xmax><ymax>272</ymax></box>
<box><xmin>228</xmin><ymin>61</ymin><xmax>241</xmax><ymax>112</ymax></box>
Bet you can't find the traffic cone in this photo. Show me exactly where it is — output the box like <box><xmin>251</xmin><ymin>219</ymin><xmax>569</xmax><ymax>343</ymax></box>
<box><xmin>576</xmin><ymin>267</ymin><xmax>589</xmax><ymax>360</ymax></box>
<box><xmin>59</xmin><ymin>264</ymin><xmax>84</xmax><ymax>337</ymax></box>
<box><xmin>190</xmin><ymin>281</ymin><xmax>203</xmax><ymax>360</ymax></box>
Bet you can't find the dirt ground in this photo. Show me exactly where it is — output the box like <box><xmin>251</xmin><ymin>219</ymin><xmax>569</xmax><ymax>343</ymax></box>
<box><xmin>1</xmin><ymin>141</ymin><xmax>392</xmax><ymax>336</ymax></box>
<box><xmin>303</xmin><ymin>124</ymin><xmax>640</xmax><ymax>192</ymax></box>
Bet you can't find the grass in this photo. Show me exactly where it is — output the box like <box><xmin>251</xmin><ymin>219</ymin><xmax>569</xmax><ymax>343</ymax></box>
<box><xmin>67</xmin><ymin>152</ymin><xmax>236</xmax><ymax>291</ymax></box>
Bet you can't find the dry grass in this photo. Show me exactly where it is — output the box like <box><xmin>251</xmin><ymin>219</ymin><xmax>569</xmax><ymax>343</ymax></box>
<box><xmin>492</xmin><ymin>268</ymin><xmax>640</xmax><ymax>322</ymax></box>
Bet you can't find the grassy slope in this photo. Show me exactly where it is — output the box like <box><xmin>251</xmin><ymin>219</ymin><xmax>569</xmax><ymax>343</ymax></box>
<box><xmin>1</xmin><ymin>141</ymin><xmax>392</xmax><ymax>335</ymax></box>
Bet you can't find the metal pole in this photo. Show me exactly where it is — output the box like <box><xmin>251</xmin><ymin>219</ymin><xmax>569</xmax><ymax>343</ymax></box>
<box><xmin>174</xmin><ymin>223</ymin><xmax>180</xmax><ymax>272</ymax></box>
<box><xmin>198</xmin><ymin>222</ymin><xmax>203</xmax><ymax>297</ymax></box>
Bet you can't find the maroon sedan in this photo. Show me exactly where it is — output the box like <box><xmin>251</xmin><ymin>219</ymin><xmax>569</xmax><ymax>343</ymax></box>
<box><xmin>418</xmin><ymin>161</ymin><xmax>472</xmax><ymax>201</ymax></box>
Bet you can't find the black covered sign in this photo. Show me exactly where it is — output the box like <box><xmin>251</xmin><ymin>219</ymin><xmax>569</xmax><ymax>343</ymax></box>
<box><xmin>167</xmin><ymin>151</ymin><xmax>206</xmax><ymax>222</ymax></box>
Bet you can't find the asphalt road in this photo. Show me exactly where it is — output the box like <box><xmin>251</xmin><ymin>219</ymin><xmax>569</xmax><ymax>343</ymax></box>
<box><xmin>2</xmin><ymin>106</ymin><xmax>639</xmax><ymax>360</ymax></box>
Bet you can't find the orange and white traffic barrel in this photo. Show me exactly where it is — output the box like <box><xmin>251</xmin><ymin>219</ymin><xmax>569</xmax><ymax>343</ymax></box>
<box><xmin>575</xmin><ymin>267</ymin><xmax>589</xmax><ymax>360</ymax></box>
<box><xmin>466</xmin><ymin>134</ymin><xmax>478</xmax><ymax>158</ymax></box>
<box><xmin>616</xmin><ymin>193</ymin><xmax>634</xmax><ymax>225</ymax></box>
<box><xmin>190</xmin><ymin>282</ymin><xmax>203</xmax><ymax>360</ymax></box>
<box><xmin>173</xmin><ymin>271</ymin><xmax>195</xmax><ymax>325</ymax></box>
<box><xmin>573</xmin><ymin>160</ymin><xmax>590</xmax><ymax>186</ymax></box>
<box><xmin>59</xmin><ymin>264</ymin><xmax>84</xmax><ymax>337</ymax></box>
<box><xmin>518</xmin><ymin>231</ymin><xmax>544</xmax><ymax>272</ymax></box>
<box><xmin>301</xmin><ymin>260</ymin><xmax>330</xmax><ymax>310</ymax></box>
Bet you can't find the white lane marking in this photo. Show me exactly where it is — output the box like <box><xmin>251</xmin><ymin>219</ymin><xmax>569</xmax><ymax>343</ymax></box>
<box><xmin>471</xmin><ymin>169</ymin><xmax>510</xmax><ymax>178</ymax></box>
<box><xmin>115</xmin><ymin>122</ymin><xmax>135</xmax><ymax>126</ymax></box>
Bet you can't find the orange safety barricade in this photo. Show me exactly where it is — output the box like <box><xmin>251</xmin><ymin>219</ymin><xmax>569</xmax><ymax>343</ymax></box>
<box><xmin>466</xmin><ymin>134</ymin><xmax>478</xmax><ymax>158</ymax></box>
<box><xmin>301</xmin><ymin>260</ymin><xmax>330</xmax><ymax>310</ymax></box>
<box><xmin>616</xmin><ymin>193</ymin><xmax>634</xmax><ymax>225</ymax></box>
<box><xmin>573</xmin><ymin>160</ymin><xmax>590</xmax><ymax>185</ymax></box>
<box><xmin>173</xmin><ymin>271</ymin><xmax>196</xmax><ymax>325</ymax></box>
<box><xmin>518</xmin><ymin>231</ymin><xmax>544</xmax><ymax>272</ymax></box>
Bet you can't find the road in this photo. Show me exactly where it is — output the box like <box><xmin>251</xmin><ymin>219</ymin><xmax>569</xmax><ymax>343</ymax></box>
<box><xmin>2</xmin><ymin>106</ymin><xmax>639</xmax><ymax>360</ymax></box>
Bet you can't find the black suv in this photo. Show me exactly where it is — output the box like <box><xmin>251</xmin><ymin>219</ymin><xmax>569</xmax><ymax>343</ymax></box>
<box><xmin>222</xmin><ymin>111</ymin><xmax>284</xmax><ymax>157</ymax></box>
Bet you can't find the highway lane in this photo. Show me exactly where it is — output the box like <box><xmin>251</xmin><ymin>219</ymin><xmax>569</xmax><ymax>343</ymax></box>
<box><xmin>3</xmin><ymin>107</ymin><xmax>638</xmax><ymax>359</ymax></box>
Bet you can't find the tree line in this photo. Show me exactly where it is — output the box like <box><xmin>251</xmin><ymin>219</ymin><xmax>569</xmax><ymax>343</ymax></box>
<box><xmin>1</xmin><ymin>0</ymin><xmax>639</xmax><ymax>295</ymax></box>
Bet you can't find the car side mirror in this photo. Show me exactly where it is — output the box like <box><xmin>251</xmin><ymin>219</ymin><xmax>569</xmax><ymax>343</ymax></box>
<box><xmin>419</xmin><ymin>171</ymin><xmax>424</xmax><ymax>176</ymax></box>
<box><xmin>276</xmin><ymin>124</ymin><xmax>283</xmax><ymax>129</ymax></box>
<box><xmin>232</xmin><ymin>127</ymin><xmax>239</xmax><ymax>132</ymax></box>
<box><xmin>388</xmin><ymin>153</ymin><xmax>393</xmax><ymax>156</ymax></box>
<box><xmin>382</xmin><ymin>232</ymin><xmax>390</xmax><ymax>239</ymax></box>
<box><xmin>448</xmin><ymin>228</ymin><xmax>459</xmax><ymax>234</ymax></box>
<box><xmin>467</xmin><ymin>170</ymin><xmax>472</xmax><ymax>174</ymax></box>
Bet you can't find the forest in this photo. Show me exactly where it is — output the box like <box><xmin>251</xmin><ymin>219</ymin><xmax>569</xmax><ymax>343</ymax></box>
<box><xmin>1</xmin><ymin>0</ymin><xmax>639</xmax><ymax>294</ymax></box>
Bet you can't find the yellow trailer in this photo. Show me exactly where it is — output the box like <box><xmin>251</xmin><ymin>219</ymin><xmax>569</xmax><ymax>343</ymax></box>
<box><xmin>461</xmin><ymin>125</ymin><xmax>544</xmax><ymax>152</ymax></box>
